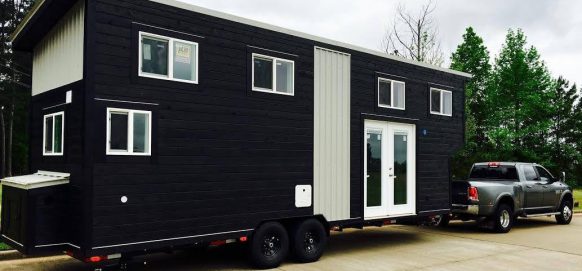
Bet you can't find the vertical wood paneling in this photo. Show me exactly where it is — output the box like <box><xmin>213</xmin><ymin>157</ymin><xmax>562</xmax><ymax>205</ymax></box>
<box><xmin>32</xmin><ymin>0</ymin><xmax>84</xmax><ymax>96</ymax></box>
<box><xmin>314</xmin><ymin>47</ymin><xmax>351</xmax><ymax>221</ymax></box>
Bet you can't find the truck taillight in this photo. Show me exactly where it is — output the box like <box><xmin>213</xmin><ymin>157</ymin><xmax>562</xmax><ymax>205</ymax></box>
<box><xmin>468</xmin><ymin>186</ymin><xmax>479</xmax><ymax>201</ymax></box>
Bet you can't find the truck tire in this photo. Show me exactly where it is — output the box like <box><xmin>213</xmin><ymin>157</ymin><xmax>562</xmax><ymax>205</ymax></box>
<box><xmin>249</xmin><ymin>222</ymin><xmax>289</xmax><ymax>269</ymax></box>
<box><xmin>290</xmin><ymin>219</ymin><xmax>328</xmax><ymax>263</ymax></box>
<box><xmin>556</xmin><ymin>200</ymin><xmax>573</xmax><ymax>225</ymax></box>
<box><xmin>493</xmin><ymin>204</ymin><xmax>513</xmax><ymax>233</ymax></box>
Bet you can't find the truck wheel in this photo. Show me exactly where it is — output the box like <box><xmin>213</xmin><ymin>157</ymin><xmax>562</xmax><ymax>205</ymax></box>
<box><xmin>493</xmin><ymin>204</ymin><xmax>513</xmax><ymax>233</ymax></box>
<box><xmin>556</xmin><ymin>200</ymin><xmax>573</xmax><ymax>225</ymax></box>
<box><xmin>434</xmin><ymin>214</ymin><xmax>450</xmax><ymax>227</ymax></box>
<box><xmin>290</xmin><ymin>219</ymin><xmax>327</xmax><ymax>263</ymax></box>
<box><xmin>249</xmin><ymin>222</ymin><xmax>289</xmax><ymax>269</ymax></box>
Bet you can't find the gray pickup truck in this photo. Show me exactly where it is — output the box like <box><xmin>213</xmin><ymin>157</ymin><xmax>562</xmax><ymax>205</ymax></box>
<box><xmin>448</xmin><ymin>162</ymin><xmax>574</xmax><ymax>233</ymax></box>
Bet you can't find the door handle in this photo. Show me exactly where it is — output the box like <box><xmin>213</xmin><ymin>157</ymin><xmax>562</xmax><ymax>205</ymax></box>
<box><xmin>543</xmin><ymin>186</ymin><xmax>548</xmax><ymax>188</ymax></box>
<box><xmin>526</xmin><ymin>185</ymin><xmax>533</xmax><ymax>188</ymax></box>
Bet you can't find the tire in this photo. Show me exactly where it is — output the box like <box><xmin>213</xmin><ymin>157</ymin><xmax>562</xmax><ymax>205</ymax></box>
<box><xmin>290</xmin><ymin>219</ymin><xmax>328</xmax><ymax>263</ymax></box>
<box><xmin>493</xmin><ymin>204</ymin><xmax>513</xmax><ymax>233</ymax></box>
<box><xmin>556</xmin><ymin>200</ymin><xmax>573</xmax><ymax>225</ymax></box>
<box><xmin>434</xmin><ymin>214</ymin><xmax>450</xmax><ymax>227</ymax></box>
<box><xmin>249</xmin><ymin>222</ymin><xmax>290</xmax><ymax>269</ymax></box>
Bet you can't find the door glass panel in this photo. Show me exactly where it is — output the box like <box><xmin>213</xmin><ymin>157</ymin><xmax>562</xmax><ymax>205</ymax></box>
<box><xmin>394</xmin><ymin>132</ymin><xmax>408</xmax><ymax>205</ymax></box>
<box><xmin>366</xmin><ymin>131</ymin><xmax>382</xmax><ymax>207</ymax></box>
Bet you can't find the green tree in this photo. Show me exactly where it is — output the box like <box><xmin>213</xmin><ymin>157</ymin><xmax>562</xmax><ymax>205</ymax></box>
<box><xmin>450</xmin><ymin>27</ymin><xmax>492</xmax><ymax>146</ymax></box>
<box><xmin>489</xmin><ymin>29</ymin><xmax>553</xmax><ymax>162</ymax></box>
<box><xmin>0</xmin><ymin>0</ymin><xmax>35</xmax><ymax>177</ymax></box>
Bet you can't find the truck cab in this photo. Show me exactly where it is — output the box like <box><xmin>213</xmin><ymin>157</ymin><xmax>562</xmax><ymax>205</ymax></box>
<box><xmin>451</xmin><ymin>162</ymin><xmax>574</xmax><ymax>233</ymax></box>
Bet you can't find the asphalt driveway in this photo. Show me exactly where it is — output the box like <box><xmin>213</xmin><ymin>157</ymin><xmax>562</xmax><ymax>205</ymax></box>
<box><xmin>0</xmin><ymin>214</ymin><xmax>581</xmax><ymax>271</ymax></box>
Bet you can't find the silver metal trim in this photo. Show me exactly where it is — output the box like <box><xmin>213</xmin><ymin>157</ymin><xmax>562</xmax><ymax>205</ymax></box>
<box><xmin>35</xmin><ymin>243</ymin><xmax>80</xmax><ymax>249</ymax></box>
<box><xmin>2</xmin><ymin>234</ymin><xmax>24</xmax><ymax>247</ymax></box>
<box><xmin>132</xmin><ymin>22</ymin><xmax>205</xmax><ymax>39</ymax></box>
<box><xmin>247</xmin><ymin>45</ymin><xmax>298</xmax><ymax>58</ymax></box>
<box><xmin>42</xmin><ymin>103</ymin><xmax>67</xmax><ymax>111</ymax></box>
<box><xmin>361</xmin><ymin>113</ymin><xmax>420</xmax><ymax>122</ymax></box>
<box><xmin>92</xmin><ymin>228</ymin><xmax>253</xmax><ymax>250</ymax></box>
<box><xmin>95</xmin><ymin>98</ymin><xmax>159</xmax><ymax>106</ymax></box>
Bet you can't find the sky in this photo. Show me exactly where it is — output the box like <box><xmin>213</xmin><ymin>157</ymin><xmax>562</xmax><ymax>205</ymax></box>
<box><xmin>177</xmin><ymin>0</ymin><xmax>582</xmax><ymax>88</ymax></box>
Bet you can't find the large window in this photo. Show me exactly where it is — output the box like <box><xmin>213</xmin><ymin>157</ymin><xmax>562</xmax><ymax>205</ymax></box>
<box><xmin>430</xmin><ymin>88</ymin><xmax>452</xmax><ymax>116</ymax></box>
<box><xmin>378</xmin><ymin>78</ymin><xmax>405</xmax><ymax>110</ymax></box>
<box><xmin>139</xmin><ymin>32</ymin><xmax>199</xmax><ymax>84</ymax></box>
<box><xmin>107</xmin><ymin>108</ymin><xmax>151</xmax><ymax>156</ymax></box>
<box><xmin>43</xmin><ymin>112</ymin><xmax>64</xmax><ymax>156</ymax></box>
<box><xmin>252</xmin><ymin>53</ymin><xmax>294</xmax><ymax>96</ymax></box>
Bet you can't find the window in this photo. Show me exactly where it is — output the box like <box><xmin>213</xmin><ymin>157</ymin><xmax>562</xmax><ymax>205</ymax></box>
<box><xmin>535</xmin><ymin>166</ymin><xmax>554</xmax><ymax>180</ymax></box>
<box><xmin>522</xmin><ymin>165</ymin><xmax>538</xmax><ymax>181</ymax></box>
<box><xmin>43</xmin><ymin>112</ymin><xmax>64</xmax><ymax>156</ymax></box>
<box><xmin>469</xmin><ymin>165</ymin><xmax>518</xmax><ymax>180</ymax></box>
<box><xmin>378</xmin><ymin>78</ymin><xmax>405</xmax><ymax>110</ymax></box>
<box><xmin>107</xmin><ymin>108</ymin><xmax>151</xmax><ymax>156</ymax></box>
<box><xmin>252</xmin><ymin>54</ymin><xmax>294</xmax><ymax>95</ymax></box>
<box><xmin>139</xmin><ymin>32</ymin><xmax>199</xmax><ymax>84</ymax></box>
<box><xmin>430</xmin><ymin>88</ymin><xmax>452</xmax><ymax>116</ymax></box>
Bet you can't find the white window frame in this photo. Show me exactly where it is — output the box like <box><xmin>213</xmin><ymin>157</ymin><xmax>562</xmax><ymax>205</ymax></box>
<box><xmin>251</xmin><ymin>53</ymin><xmax>295</xmax><ymax>96</ymax></box>
<box><xmin>106</xmin><ymin>108</ymin><xmax>152</xmax><ymax>156</ymax></box>
<box><xmin>377</xmin><ymin>78</ymin><xmax>406</xmax><ymax>110</ymax></box>
<box><xmin>43</xmin><ymin>112</ymin><xmax>65</xmax><ymax>156</ymax></box>
<box><xmin>430</xmin><ymin>88</ymin><xmax>453</xmax><ymax>117</ymax></box>
<box><xmin>138</xmin><ymin>31</ymin><xmax>199</xmax><ymax>84</ymax></box>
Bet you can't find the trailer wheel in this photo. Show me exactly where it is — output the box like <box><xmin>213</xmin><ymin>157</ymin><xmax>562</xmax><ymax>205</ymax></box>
<box><xmin>290</xmin><ymin>219</ymin><xmax>327</xmax><ymax>263</ymax></box>
<box><xmin>249</xmin><ymin>222</ymin><xmax>289</xmax><ymax>269</ymax></box>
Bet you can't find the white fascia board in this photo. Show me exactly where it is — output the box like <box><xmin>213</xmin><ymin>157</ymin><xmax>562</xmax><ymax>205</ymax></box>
<box><xmin>150</xmin><ymin>0</ymin><xmax>472</xmax><ymax>78</ymax></box>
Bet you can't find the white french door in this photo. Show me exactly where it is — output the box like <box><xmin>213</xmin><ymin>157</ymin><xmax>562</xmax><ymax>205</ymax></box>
<box><xmin>364</xmin><ymin>120</ymin><xmax>416</xmax><ymax>219</ymax></box>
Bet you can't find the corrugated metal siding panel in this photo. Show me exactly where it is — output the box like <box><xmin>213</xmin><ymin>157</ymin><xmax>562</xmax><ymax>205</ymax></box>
<box><xmin>32</xmin><ymin>0</ymin><xmax>84</xmax><ymax>96</ymax></box>
<box><xmin>313</xmin><ymin>47</ymin><xmax>351</xmax><ymax>221</ymax></box>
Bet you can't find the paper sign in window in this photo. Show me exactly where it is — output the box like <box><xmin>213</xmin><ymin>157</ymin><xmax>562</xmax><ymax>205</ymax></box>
<box><xmin>175</xmin><ymin>43</ymin><xmax>191</xmax><ymax>64</ymax></box>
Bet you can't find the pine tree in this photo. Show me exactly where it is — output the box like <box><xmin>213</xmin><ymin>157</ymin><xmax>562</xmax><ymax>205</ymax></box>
<box><xmin>450</xmin><ymin>27</ymin><xmax>492</xmax><ymax>146</ymax></box>
<box><xmin>0</xmin><ymin>0</ymin><xmax>35</xmax><ymax>177</ymax></box>
<box><xmin>489</xmin><ymin>29</ymin><xmax>553</xmax><ymax>161</ymax></box>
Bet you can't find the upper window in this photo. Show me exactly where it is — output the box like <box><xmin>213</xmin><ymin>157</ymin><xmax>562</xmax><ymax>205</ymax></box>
<box><xmin>139</xmin><ymin>32</ymin><xmax>199</xmax><ymax>84</ymax></box>
<box><xmin>430</xmin><ymin>88</ymin><xmax>453</xmax><ymax>116</ymax></box>
<box><xmin>252</xmin><ymin>54</ymin><xmax>294</xmax><ymax>96</ymax></box>
<box><xmin>522</xmin><ymin>165</ymin><xmax>538</xmax><ymax>181</ymax></box>
<box><xmin>43</xmin><ymin>112</ymin><xmax>64</xmax><ymax>156</ymax></box>
<box><xmin>378</xmin><ymin>78</ymin><xmax>405</xmax><ymax>110</ymax></box>
<box><xmin>107</xmin><ymin>108</ymin><xmax>151</xmax><ymax>156</ymax></box>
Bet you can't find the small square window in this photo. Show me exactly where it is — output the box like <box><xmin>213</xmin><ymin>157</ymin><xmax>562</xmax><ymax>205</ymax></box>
<box><xmin>378</xmin><ymin>78</ymin><xmax>405</xmax><ymax>110</ymax></box>
<box><xmin>139</xmin><ymin>32</ymin><xmax>199</xmax><ymax>84</ymax></box>
<box><xmin>43</xmin><ymin>112</ymin><xmax>64</xmax><ymax>156</ymax></box>
<box><xmin>252</xmin><ymin>54</ymin><xmax>294</xmax><ymax>96</ymax></box>
<box><xmin>107</xmin><ymin>108</ymin><xmax>152</xmax><ymax>156</ymax></box>
<box><xmin>430</xmin><ymin>88</ymin><xmax>453</xmax><ymax>116</ymax></box>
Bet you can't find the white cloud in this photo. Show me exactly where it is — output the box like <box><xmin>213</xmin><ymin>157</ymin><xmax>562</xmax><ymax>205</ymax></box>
<box><xmin>177</xmin><ymin>0</ymin><xmax>582</xmax><ymax>87</ymax></box>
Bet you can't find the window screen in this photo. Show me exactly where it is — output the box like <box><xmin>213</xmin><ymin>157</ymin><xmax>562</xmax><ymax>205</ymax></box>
<box><xmin>276</xmin><ymin>60</ymin><xmax>293</xmax><ymax>94</ymax></box>
<box><xmin>110</xmin><ymin>112</ymin><xmax>129</xmax><ymax>151</ymax></box>
<box><xmin>141</xmin><ymin>36</ymin><xmax>169</xmax><ymax>76</ymax></box>
<box><xmin>173</xmin><ymin>41</ymin><xmax>197</xmax><ymax>81</ymax></box>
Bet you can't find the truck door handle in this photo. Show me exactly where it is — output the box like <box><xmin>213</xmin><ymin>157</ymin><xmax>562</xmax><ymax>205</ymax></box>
<box><xmin>526</xmin><ymin>185</ymin><xmax>533</xmax><ymax>188</ymax></box>
<box><xmin>543</xmin><ymin>186</ymin><xmax>548</xmax><ymax>188</ymax></box>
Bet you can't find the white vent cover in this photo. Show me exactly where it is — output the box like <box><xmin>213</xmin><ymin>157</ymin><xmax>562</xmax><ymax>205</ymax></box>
<box><xmin>295</xmin><ymin>185</ymin><xmax>312</xmax><ymax>208</ymax></box>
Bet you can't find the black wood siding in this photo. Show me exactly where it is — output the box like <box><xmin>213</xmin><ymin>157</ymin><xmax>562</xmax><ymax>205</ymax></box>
<box><xmin>87</xmin><ymin>0</ymin><xmax>466</xmax><ymax>252</ymax></box>
<box><xmin>29</xmin><ymin>81</ymin><xmax>86</xmax><ymax>248</ymax></box>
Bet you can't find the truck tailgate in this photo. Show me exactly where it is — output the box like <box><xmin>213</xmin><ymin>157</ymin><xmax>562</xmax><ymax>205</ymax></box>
<box><xmin>452</xmin><ymin>181</ymin><xmax>470</xmax><ymax>205</ymax></box>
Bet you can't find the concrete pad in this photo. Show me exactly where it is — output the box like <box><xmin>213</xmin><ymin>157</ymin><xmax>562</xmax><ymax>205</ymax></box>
<box><xmin>0</xmin><ymin>214</ymin><xmax>580</xmax><ymax>271</ymax></box>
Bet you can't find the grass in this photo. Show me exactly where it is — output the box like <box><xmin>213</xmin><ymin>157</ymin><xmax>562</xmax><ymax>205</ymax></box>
<box><xmin>574</xmin><ymin>189</ymin><xmax>581</xmax><ymax>211</ymax></box>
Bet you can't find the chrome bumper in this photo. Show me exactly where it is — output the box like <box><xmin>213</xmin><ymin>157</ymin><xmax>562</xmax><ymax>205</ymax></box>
<box><xmin>451</xmin><ymin>204</ymin><xmax>479</xmax><ymax>215</ymax></box>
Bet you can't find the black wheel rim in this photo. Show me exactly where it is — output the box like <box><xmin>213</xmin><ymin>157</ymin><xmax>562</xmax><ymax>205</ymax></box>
<box><xmin>303</xmin><ymin>230</ymin><xmax>320</xmax><ymax>254</ymax></box>
<box><xmin>262</xmin><ymin>233</ymin><xmax>282</xmax><ymax>257</ymax></box>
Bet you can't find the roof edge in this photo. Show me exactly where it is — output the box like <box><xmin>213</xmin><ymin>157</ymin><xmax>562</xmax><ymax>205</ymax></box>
<box><xmin>151</xmin><ymin>0</ymin><xmax>472</xmax><ymax>78</ymax></box>
<box><xmin>9</xmin><ymin>0</ymin><xmax>47</xmax><ymax>43</ymax></box>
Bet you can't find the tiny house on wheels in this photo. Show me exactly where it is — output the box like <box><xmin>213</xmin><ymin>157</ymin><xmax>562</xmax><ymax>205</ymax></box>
<box><xmin>1</xmin><ymin>0</ymin><xmax>470</xmax><ymax>268</ymax></box>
